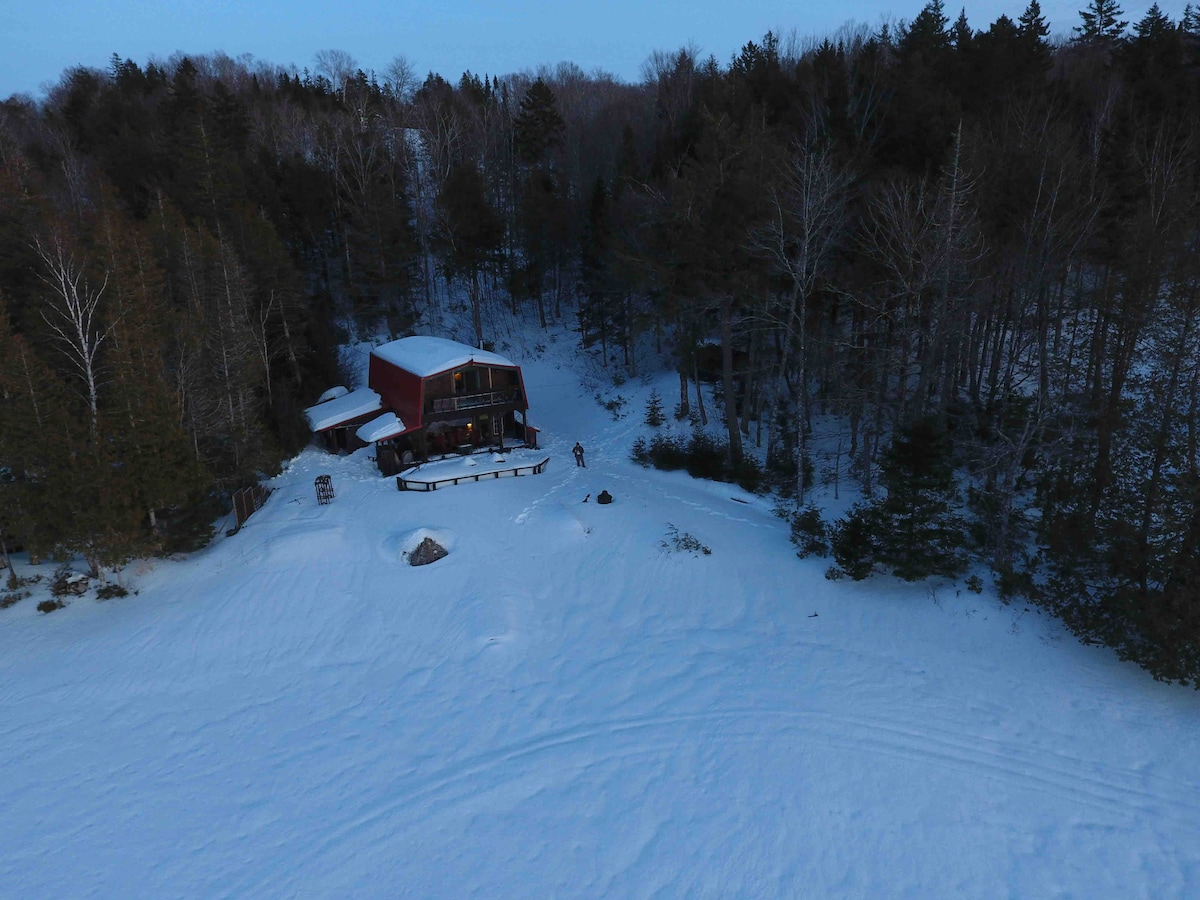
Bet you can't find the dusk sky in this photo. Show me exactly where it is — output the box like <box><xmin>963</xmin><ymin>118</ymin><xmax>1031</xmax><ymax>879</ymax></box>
<box><xmin>2</xmin><ymin>0</ymin><xmax>1189</xmax><ymax>99</ymax></box>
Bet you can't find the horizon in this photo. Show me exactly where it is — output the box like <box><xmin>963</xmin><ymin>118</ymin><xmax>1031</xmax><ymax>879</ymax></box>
<box><xmin>3</xmin><ymin>1</ymin><xmax>1192</xmax><ymax>100</ymax></box>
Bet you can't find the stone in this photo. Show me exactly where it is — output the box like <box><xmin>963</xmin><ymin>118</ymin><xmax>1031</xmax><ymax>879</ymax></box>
<box><xmin>409</xmin><ymin>536</ymin><xmax>449</xmax><ymax>566</ymax></box>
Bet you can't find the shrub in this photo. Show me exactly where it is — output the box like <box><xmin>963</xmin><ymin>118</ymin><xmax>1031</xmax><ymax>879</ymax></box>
<box><xmin>633</xmin><ymin>430</ymin><xmax>766</xmax><ymax>494</ymax></box>
<box><xmin>734</xmin><ymin>456</ymin><xmax>764</xmax><ymax>493</ymax></box>
<box><xmin>830</xmin><ymin>504</ymin><xmax>879</xmax><ymax>580</ymax></box>
<box><xmin>96</xmin><ymin>584</ymin><xmax>129</xmax><ymax>600</ymax></box>
<box><xmin>1</xmin><ymin>591</ymin><xmax>24</xmax><ymax>609</ymax></box>
<box><xmin>660</xmin><ymin>524</ymin><xmax>711</xmax><ymax>556</ymax></box>
<box><xmin>631</xmin><ymin>436</ymin><xmax>649</xmax><ymax>465</ymax></box>
<box><xmin>685</xmin><ymin>431</ymin><xmax>726</xmax><ymax>481</ymax></box>
<box><xmin>965</xmin><ymin>574</ymin><xmax>984</xmax><ymax>594</ymax></box>
<box><xmin>647</xmin><ymin>433</ymin><xmax>688</xmax><ymax>470</ymax></box>
<box><xmin>595</xmin><ymin>393</ymin><xmax>627</xmax><ymax>420</ymax></box>
<box><xmin>50</xmin><ymin>565</ymin><xmax>78</xmax><ymax>598</ymax></box>
<box><xmin>37</xmin><ymin>599</ymin><xmax>64</xmax><ymax>614</ymax></box>
<box><xmin>159</xmin><ymin>493</ymin><xmax>224</xmax><ymax>554</ymax></box>
<box><xmin>790</xmin><ymin>505</ymin><xmax>829</xmax><ymax>559</ymax></box>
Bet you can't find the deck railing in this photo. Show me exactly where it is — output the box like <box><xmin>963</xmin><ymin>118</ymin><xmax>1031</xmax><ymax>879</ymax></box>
<box><xmin>428</xmin><ymin>389</ymin><xmax>522</xmax><ymax>414</ymax></box>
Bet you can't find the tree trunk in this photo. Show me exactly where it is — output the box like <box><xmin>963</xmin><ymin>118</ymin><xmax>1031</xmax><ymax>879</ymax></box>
<box><xmin>720</xmin><ymin>297</ymin><xmax>743</xmax><ymax>465</ymax></box>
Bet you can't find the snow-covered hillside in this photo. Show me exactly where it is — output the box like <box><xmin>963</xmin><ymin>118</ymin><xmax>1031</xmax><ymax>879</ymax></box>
<box><xmin>2</xmin><ymin>329</ymin><xmax>1199</xmax><ymax>898</ymax></box>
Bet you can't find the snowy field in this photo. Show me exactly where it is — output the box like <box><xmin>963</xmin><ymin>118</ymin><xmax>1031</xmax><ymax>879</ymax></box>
<box><xmin>3</xmin><ymin>332</ymin><xmax>1200</xmax><ymax>897</ymax></box>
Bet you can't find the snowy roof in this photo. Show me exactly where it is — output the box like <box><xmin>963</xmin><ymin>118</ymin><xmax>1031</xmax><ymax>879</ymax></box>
<box><xmin>372</xmin><ymin>336</ymin><xmax>517</xmax><ymax>378</ymax></box>
<box><xmin>316</xmin><ymin>385</ymin><xmax>349</xmax><ymax>404</ymax></box>
<box><xmin>304</xmin><ymin>387</ymin><xmax>382</xmax><ymax>432</ymax></box>
<box><xmin>355</xmin><ymin>412</ymin><xmax>408</xmax><ymax>443</ymax></box>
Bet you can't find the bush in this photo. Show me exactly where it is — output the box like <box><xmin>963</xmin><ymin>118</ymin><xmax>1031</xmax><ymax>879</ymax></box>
<box><xmin>830</xmin><ymin>504</ymin><xmax>878</xmax><ymax>580</ymax></box>
<box><xmin>1</xmin><ymin>591</ymin><xmax>24</xmax><ymax>609</ymax></box>
<box><xmin>660</xmin><ymin>524</ymin><xmax>711</xmax><ymax>556</ymax></box>
<box><xmin>632</xmin><ymin>430</ymin><xmax>766</xmax><ymax>494</ymax></box>
<box><xmin>965</xmin><ymin>574</ymin><xmax>984</xmax><ymax>594</ymax></box>
<box><xmin>647</xmin><ymin>433</ymin><xmax>688</xmax><ymax>470</ymax></box>
<box><xmin>734</xmin><ymin>456</ymin><xmax>764</xmax><ymax>494</ymax></box>
<box><xmin>790</xmin><ymin>505</ymin><xmax>829</xmax><ymax>559</ymax></box>
<box><xmin>685</xmin><ymin>431</ymin><xmax>726</xmax><ymax>481</ymax></box>
<box><xmin>158</xmin><ymin>492</ymin><xmax>226</xmax><ymax>555</ymax></box>
<box><xmin>595</xmin><ymin>392</ymin><xmax>627</xmax><ymax>420</ymax></box>
<box><xmin>37</xmin><ymin>599</ymin><xmax>64</xmax><ymax>614</ymax></box>
<box><xmin>631</xmin><ymin>436</ymin><xmax>649</xmax><ymax>465</ymax></box>
<box><xmin>96</xmin><ymin>584</ymin><xmax>129</xmax><ymax>600</ymax></box>
<box><xmin>50</xmin><ymin>565</ymin><xmax>79</xmax><ymax>598</ymax></box>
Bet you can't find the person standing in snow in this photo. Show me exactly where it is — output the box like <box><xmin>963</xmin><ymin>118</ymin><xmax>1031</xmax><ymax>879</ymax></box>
<box><xmin>573</xmin><ymin>442</ymin><xmax>586</xmax><ymax>467</ymax></box>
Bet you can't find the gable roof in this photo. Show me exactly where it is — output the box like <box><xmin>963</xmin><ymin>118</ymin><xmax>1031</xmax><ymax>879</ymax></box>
<box><xmin>304</xmin><ymin>387</ymin><xmax>383</xmax><ymax>432</ymax></box>
<box><xmin>371</xmin><ymin>336</ymin><xmax>517</xmax><ymax>378</ymax></box>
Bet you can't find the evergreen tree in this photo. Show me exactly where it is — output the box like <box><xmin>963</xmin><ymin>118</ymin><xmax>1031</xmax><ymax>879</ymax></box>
<box><xmin>1075</xmin><ymin>0</ymin><xmax>1128</xmax><ymax>43</ymax></box>
<box><xmin>513</xmin><ymin>78</ymin><xmax>565</xmax><ymax>165</ymax></box>
<box><xmin>873</xmin><ymin>419</ymin><xmax>968</xmax><ymax>581</ymax></box>
<box><xmin>899</xmin><ymin>0</ymin><xmax>952</xmax><ymax>64</ymax></box>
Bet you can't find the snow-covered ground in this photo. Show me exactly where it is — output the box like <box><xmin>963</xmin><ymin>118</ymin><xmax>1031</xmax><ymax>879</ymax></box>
<box><xmin>3</xmin><ymin>330</ymin><xmax>1200</xmax><ymax>898</ymax></box>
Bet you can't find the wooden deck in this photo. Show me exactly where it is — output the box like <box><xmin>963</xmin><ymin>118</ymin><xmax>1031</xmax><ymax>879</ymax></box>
<box><xmin>397</xmin><ymin>456</ymin><xmax>550</xmax><ymax>492</ymax></box>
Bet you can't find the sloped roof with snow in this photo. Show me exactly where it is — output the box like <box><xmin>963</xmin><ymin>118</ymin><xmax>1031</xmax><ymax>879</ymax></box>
<box><xmin>372</xmin><ymin>336</ymin><xmax>518</xmax><ymax>378</ymax></box>
<box><xmin>355</xmin><ymin>411</ymin><xmax>408</xmax><ymax>443</ymax></box>
<box><xmin>304</xmin><ymin>387</ymin><xmax>382</xmax><ymax>432</ymax></box>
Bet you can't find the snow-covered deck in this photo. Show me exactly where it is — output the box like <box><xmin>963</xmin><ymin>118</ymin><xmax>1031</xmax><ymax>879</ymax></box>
<box><xmin>396</xmin><ymin>449</ymin><xmax>549</xmax><ymax>491</ymax></box>
<box><xmin>372</xmin><ymin>335</ymin><xmax>517</xmax><ymax>377</ymax></box>
<box><xmin>304</xmin><ymin>387</ymin><xmax>382</xmax><ymax>432</ymax></box>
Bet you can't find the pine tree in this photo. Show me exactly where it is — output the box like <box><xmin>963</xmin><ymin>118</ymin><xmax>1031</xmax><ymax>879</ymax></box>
<box><xmin>513</xmin><ymin>78</ymin><xmax>565</xmax><ymax>165</ymax></box>
<box><xmin>644</xmin><ymin>389</ymin><xmax>666</xmax><ymax>427</ymax></box>
<box><xmin>873</xmin><ymin>419</ymin><xmax>968</xmax><ymax>581</ymax></box>
<box><xmin>1075</xmin><ymin>0</ymin><xmax>1128</xmax><ymax>43</ymax></box>
<box><xmin>899</xmin><ymin>0</ymin><xmax>952</xmax><ymax>64</ymax></box>
<box><xmin>1016</xmin><ymin>1</ymin><xmax>1054</xmax><ymax>75</ymax></box>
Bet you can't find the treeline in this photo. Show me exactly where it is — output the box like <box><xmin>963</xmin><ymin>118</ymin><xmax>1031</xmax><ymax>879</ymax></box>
<box><xmin>1</xmin><ymin>1</ymin><xmax>1198</xmax><ymax>681</ymax></box>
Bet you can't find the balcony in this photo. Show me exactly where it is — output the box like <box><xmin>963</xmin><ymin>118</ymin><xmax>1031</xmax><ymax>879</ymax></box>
<box><xmin>427</xmin><ymin>389</ymin><xmax>522</xmax><ymax>414</ymax></box>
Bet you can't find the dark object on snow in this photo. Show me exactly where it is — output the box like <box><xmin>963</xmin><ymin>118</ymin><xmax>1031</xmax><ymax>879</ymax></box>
<box><xmin>573</xmin><ymin>442</ymin><xmax>586</xmax><ymax>467</ymax></box>
<box><xmin>808</xmin><ymin>613</ymin><xmax>818</xmax><ymax>618</ymax></box>
<box><xmin>597</xmin><ymin>490</ymin><xmax>612</xmax><ymax>505</ymax></box>
<box><xmin>315</xmin><ymin>474</ymin><xmax>335</xmax><ymax>505</ymax></box>
<box><xmin>37</xmin><ymin>599</ymin><xmax>64</xmax><ymax>614</ymax></box>
<box><xmin>409</xmin><ymin>537</ymin><xmax>448</xmax><ymax>566</ymax></box>
<box><xmin>583</xmin><ymin>494</ymin><xmax>590</xmax><ymax>503</ymax></box>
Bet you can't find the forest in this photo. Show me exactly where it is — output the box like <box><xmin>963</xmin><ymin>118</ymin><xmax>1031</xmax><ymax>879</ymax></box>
<box><xmin>1</xmin><ymin>0</ymin><xmax>1198</xmax><ymax>683</ymax></box>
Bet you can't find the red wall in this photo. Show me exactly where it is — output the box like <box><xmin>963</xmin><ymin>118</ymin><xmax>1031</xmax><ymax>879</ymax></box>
<box><xmin>369</xmin><ymin>355</ymin><xmax>426</xmax><ymax>427</ymax></box>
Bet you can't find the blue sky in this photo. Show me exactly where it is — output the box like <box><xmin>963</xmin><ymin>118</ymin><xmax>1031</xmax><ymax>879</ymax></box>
<box><xmin>2</xmin><ymin>1</ymin><xmax>1190</xmax><ymax>99</ymax></box>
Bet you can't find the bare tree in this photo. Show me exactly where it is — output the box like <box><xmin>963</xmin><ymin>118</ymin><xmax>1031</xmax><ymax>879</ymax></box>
<box><xmin>384</xmin><ymin>55</ymin><xmax>418</xmax><ymax>103</ymax></box>
<box><xmin>33</xmin><ymin>234</ymin><xmax>116</xmax><ymax>433</ymax></box>
<box><xmin>314</xmin><ymin>49</ymin><xmax>358</xmax><ymax>102</ymax></box>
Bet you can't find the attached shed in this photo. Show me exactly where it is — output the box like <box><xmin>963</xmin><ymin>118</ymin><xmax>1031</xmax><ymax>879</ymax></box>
<box><xmin>304</xmin><ymin>386</ymin><xmax>383</xmax><ymax>453</ymax></box>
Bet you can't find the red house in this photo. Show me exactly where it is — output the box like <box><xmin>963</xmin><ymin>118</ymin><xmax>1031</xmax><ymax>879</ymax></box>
<box><xmin>305</xmin><ymin>336</ymin><xmax>536</xmax><ymax>474</ymax></box>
